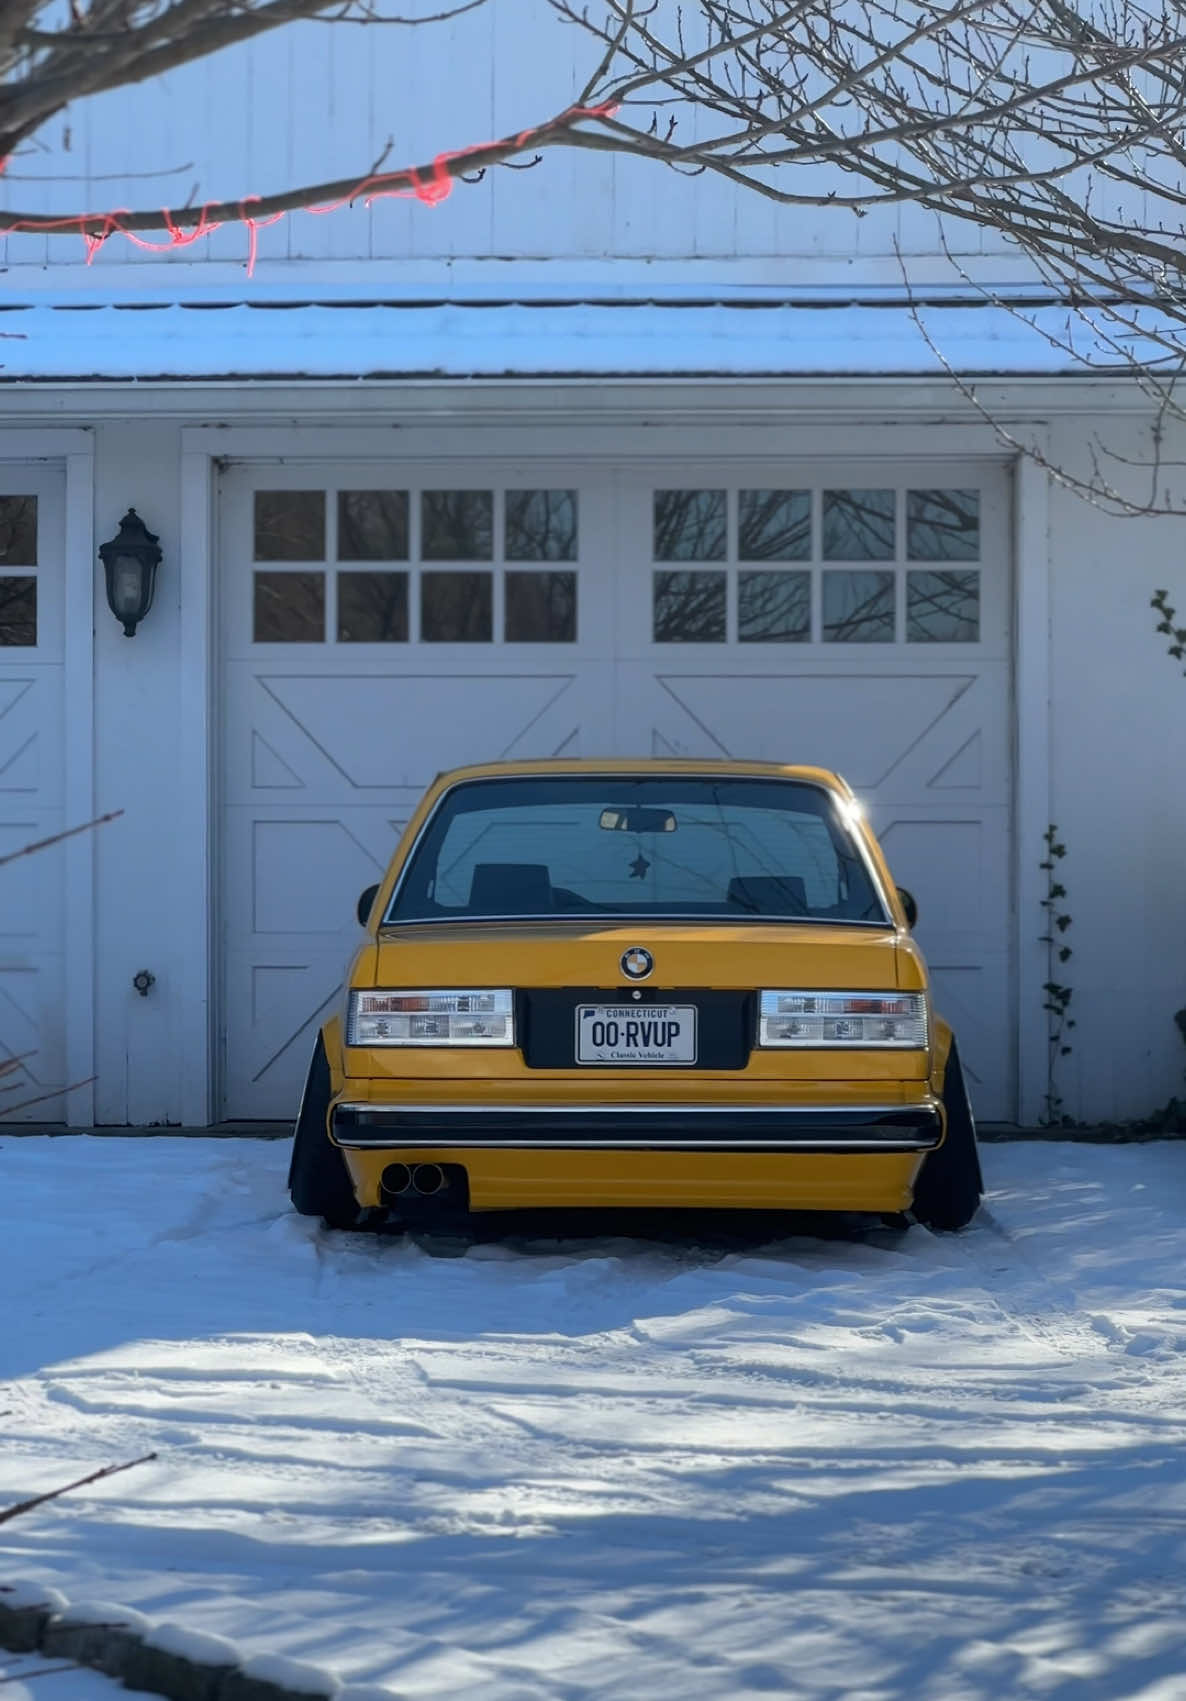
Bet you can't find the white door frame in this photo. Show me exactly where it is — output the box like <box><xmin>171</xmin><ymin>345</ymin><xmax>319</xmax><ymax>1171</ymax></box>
<box><xmin>1012</xmin><ymin>447</ymin><xmax>1053</xmax><ymax>1126</ymax></box>
<box><xmin>180</xmin><ymin>413</ymin><xmax>1052</xmax><ymax>1128</ymax></box>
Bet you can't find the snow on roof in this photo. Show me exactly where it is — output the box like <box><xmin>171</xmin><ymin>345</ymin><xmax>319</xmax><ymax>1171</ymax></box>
<box><xmin>0</xmin><ymin>296</ymin><xmax>1174</xmax><ymax>381</ymax></box>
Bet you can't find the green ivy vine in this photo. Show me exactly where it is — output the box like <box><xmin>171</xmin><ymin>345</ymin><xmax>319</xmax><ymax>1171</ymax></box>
<box><xmin>1039</xmin><ymin>823</ymin><xmax>1074</xmax><ymax>1126</ymax></box>
<box><xmin>1151</xmin><ymin>588</ymin><xmax>1186</xmax><ymax>673</ymax></box>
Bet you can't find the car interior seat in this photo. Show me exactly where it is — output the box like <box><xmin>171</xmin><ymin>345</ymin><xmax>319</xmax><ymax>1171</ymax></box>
<box><xmin>726</xmin><ymin>874</ymin><xmax>809</xmax><ymax>915</ymax></box>
<box><xmin>468</xmin><ymin>862</ymin><xmax>554</xmax><ymax>914</ymax></box>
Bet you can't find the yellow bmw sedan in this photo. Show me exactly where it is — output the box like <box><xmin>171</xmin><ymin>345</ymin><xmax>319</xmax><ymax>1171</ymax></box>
<box><xmin>288</xmin><ymin>759</ymin><xmax>982</xmax><ymax>1233</ymax></box>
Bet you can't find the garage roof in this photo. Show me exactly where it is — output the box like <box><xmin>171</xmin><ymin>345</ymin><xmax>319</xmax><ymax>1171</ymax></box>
<box><xmin>0</xmin><ymin>295</ymin><xmax>1173</xmax><ymax>381</ymax></box>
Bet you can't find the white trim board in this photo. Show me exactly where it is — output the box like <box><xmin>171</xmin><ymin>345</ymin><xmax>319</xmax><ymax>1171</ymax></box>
<box><xmin>175</xmin><ymin>447</ymin><xmax>217</xmax><ymax>1127</ymax></box>
<box><xmin>1012</xmin><ymin>444</ymin><xmax>1053</xmax><ymax>1126</ymax></box>
<box><xmin>62</xmin><ymin>446</ymin><xmax>96</xmax><ymax>1127</ymax></box>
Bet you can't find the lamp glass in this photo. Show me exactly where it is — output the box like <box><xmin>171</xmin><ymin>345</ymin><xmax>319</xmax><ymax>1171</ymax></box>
<box><xmin>111</xmin><ymin>559</ymin><xmax>145</xmax><ymax>621</ymax></box>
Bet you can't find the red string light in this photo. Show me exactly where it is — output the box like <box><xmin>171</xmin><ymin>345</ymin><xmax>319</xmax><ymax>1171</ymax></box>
<box><xmin>0</xmin><ymin>102</ymin><xmax>619</xmax><ymax>276</ymax></box>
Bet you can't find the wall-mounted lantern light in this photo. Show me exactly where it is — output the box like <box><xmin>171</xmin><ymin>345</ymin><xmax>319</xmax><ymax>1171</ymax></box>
<box><xmin>99</xmin><ymin>508</ymin><xmax>162</xmax><ymax>637</ymax></box>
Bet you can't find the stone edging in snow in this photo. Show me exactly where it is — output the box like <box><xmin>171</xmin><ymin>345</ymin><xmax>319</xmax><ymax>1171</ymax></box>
<box><xmin>0</xmin><ymin>1581</ymin><xmax>397</xmax><ymax>1701</ymax></box>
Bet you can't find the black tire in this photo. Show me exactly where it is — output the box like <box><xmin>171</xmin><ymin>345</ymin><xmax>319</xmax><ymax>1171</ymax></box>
<box><xmin>287</xmin><ymin>1034</ymin><xmax>358</xmax><ymax>1229</ymax></box>
<box><xmin>911</xmin><ymin>1040</ymin><xmax>983</xmax><ymax>1232</ymax></box>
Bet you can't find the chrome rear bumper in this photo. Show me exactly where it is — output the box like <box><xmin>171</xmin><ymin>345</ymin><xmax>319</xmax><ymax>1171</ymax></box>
<box><xmin>331</xmin><ymin>1101</ymin><xmax>943</xmax><ymax>1154</ymax></box>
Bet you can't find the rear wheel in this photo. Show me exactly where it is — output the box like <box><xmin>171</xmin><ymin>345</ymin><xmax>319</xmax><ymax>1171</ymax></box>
<box><xmin>911</xmin><ymin>1041</ymin><xmax>983</xmax><ymax>1231</ymax></box>
<box><xmin>287</xmin><ymin>1035</ymin><xmax>358</xmax><ymax>1229</ymax></box>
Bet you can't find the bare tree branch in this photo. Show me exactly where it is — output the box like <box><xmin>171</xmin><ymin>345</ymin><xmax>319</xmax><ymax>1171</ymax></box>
<box><xmin>0</xmin><ymin>1454</ymin><xmax>157</xmax><ymax>1526</ymax></box>
<box><xmin>0</xmin><ymin>811</ymin><xmax>124</xmax><ymax>868</ymax></box>
<box><xmin>0</xmin><ymin>102</ymin><xmax>614</xmax><ymax>238</ymax></box>
<box><xmin>0</xmin><ymin>1077</ymin><xmax>98</xmax><ymax>1117</ymax></box>
<box><xmin>0</xmin><ymin>1666</ymin><xmax>84</xmax><ymax>1684</ymax></box>
<box><xmin>6</xmin><ymin>0</ymin><xmax>1186</xmax><ymax>522</ymax></box>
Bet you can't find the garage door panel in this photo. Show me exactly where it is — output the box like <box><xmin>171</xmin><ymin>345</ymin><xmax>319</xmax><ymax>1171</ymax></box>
<box><xmin>222</xmin><ymin>805</ymin><xmax>400</xmax><ymax>935</ymax></box>
<box><xmin>223</xmin><ymin>953</ymin><xmax>344</xmax><ymax>1101</ymax></box>
<box><xmin>616</xmin><ymin>462</ymin><xmax>1013</xmax><ymax>1123</ymax></box>
<box><xmin>252</xmin><ymin>819</ymin><xmax>385</xmax><ymax>935</ymax></box>
<box><xmin>640</xmin><ymin>669</ymin><xmax>998</xmax><ymax>788</ymax></box>
<box><xmin>874</xmin><ymin>813</ymin><xmax>1008</xmax><ymax>933</ymax></box>
<box><xmin>234</xmin><ymin>672</ymin><xmax>595</xmax><ymax>799</ymax></box>
<box><xmin>0</xmin><ymin>468</ymin><xmax>65</xmax><ymax>1121</ymax></box>
<box><xmin>0</xmin><ymin>678</ymin><xmax>46</xmax><ymax>792</ymax></box>
<box><xmin>0</xmin><ymin>950</ymin><xmax>66</xmax><ymax>1098</ymax></box>
<box><xmin>869</xmin><ymin>675</ymin><xmax>1009</xmax><ymax>797</ymax></box>
<box><xmin>0</xmin><ymin>925</ymin><xmax>66</xmax><ymax>1113</ymax></box>
<box><xmin>227</xmin><ymin>674</ymin><xmax>378</xmax><ymax>798</ymax></box>
<box><xmin>249</xmin><ymin>671</ymin><xmax>589</xmax><ymax>788</ymax></box>
<box><xmin>219</xmin><ymin>460</ymin><xmax>1014</xmax><ymax>1122</ymax></box>
<box><xmin>926</xmin><ymin>729</ymin><xmax>982</xmax><ymax>790</ymax></box>
<box><xmin>251</xmin><ymin>730</ymin><xmax>306</xmax><ymax>791</ymax></box>
<box><xmin>926</xmin><ymin>962</ymin><xmax>1011</xmax><ymax>1107</ymax></box>
<box><xmin>219</xmin><ymin>465</ymin><xmax>611</xmax><ymax>1117</ymax></box>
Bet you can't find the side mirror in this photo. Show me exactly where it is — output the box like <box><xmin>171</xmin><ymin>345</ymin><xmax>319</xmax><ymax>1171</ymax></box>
<box><xmin>357</xmin><ymin>883</ymin><xmax>380</xmax><ymax>928</ymax></box>
<box><xmin>897</xmin><ymin>886</ymin><xmax>918</xmax><ymax>929</ymax></box>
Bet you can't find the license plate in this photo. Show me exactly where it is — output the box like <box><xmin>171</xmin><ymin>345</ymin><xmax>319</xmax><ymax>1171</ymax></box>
<box><xmin>575</xmin><ymin>1004</ymin><xmax>697</xmax><ymax>1065</ymax></box>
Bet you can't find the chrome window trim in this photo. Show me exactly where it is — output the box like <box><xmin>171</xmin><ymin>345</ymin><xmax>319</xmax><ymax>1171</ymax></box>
<box><xmin>378</xmin><ymin>913</ymin><xmax>895</xmax><ymax>932</ymax></box>
<box><xmin>333</xmin><ymin>1100</ymin><xmax>930</xmax><ymax>1117</ymax></box>
<box><xmin>380</xmin><ymin>773</ymin><xmax>896</xmax><ymax>929</ymax></box>
<box><xmin>335</xmin><ymin>1137</ymin><xmax>938</xmax><ymax>1152</ymax></box>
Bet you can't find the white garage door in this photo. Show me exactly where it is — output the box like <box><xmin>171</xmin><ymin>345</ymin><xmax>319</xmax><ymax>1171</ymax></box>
<box><xmin>0</xmin><ymin>466</ymin><xmax>67</xmax><ymax>1121</ymax></box>
<box><xmin>220</xmin><ymin>459</ymin><xmax>1012</xmax><ymax>1120</ymax></box>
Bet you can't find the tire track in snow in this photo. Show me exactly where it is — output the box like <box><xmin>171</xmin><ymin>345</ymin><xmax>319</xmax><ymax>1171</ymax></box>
<box><xmin>941</xmin><ymin>1206</ymin><xmax>1147</xmax><ymax>1368</ymax></box>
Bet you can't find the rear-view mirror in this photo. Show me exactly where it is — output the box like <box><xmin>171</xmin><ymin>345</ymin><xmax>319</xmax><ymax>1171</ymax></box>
<box><xmin>357</xmin><ymin>883</ymin><xmax>380</xmax><ymax>928</ymax></box>
<box><xmin>599</xmin><ymin>806</ymin><xmax>678</xmax><ymax>834</ymax></box>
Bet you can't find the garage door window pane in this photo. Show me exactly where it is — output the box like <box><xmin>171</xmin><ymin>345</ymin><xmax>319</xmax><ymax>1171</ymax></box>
<box><xmin>907</xmin><ymin>570</ymin><xmax>980</xmax><ymax>642</ymax></box>
<box><xmin>421</xmin><ymin>491</ymin><xmax>493</xmax><ymax>561</ymax></box>
<box><xmin>421</xmin><ymin>572</ymin><xmax>493</xmax><ymax>641</ymax></box>
<box><xmin>0</xmin><ymin>496</ymin><xmax>37</xmax><ymax>566</ymax></box>
<box><xmin>506</xmin><ymin>490</ymin><xmax>578</xmax><ymax>561</ymax></box>
<box><xmin>254</xmin><ymin>491</ymin><xmax>325</xmax><ymax>561</ymax></box>
<box><xmin>822</xmin><ymin>570</ymin><xmax>895</xmax><ymax>642</ymax></box>
<box><xmin>505</xmin><ymin>571</ymin><xmax>577</xmax><ymax>642</ymax></box>
<box><xmin>338</xmin><ymin>491</ymin><xmax>409</xmax><ymax>561</ymax></box>
<box><xmin>738</xmin><ymin>570</ymin><xmax>810</xmax><ymax>642</ymax></box>
<box><xmin>253</xmin><ymin>572</ymin><xmax>325</xmax><ymax>641</ymax></box>
<box><xmin>654</xmin><ymin>570</ymin><xmax>727</xmax><ymax>642</ymax></box>
<box><xmin>337</xmin><ymin>571</ymin><xmax>409</xmax><ymax>642</ymax></box>
<box><xmin>654</xmin><ymin>490</ymin><xmax>727</xmax><ymax>561</ymax></box>
<box><xmin>907</xmin><ymin>489</ymin><xmax>980</xmax><ymax>560</ymax></box>
<box><xmin>739</xmin><ymin>490</ymin><xmax>810</xmax><ymax>561</ymax></box>
<box><xmin>823</xmin><ymin>489</ymin><xmax>895</xmax><ymax>560</ymax></box>
<box><xmin>0</xmin><ymin>576</ymin><xmax>36</xmax><ymax>645</ymax></box>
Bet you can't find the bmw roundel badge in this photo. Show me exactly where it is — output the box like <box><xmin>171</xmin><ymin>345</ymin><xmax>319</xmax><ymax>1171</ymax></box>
<box><xmin>621</xmin><ymin>947</ymin><xmax>654</xmax><ymax>981</ymax></box>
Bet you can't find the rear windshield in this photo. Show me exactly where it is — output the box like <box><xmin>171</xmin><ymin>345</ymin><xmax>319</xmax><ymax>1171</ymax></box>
<box><xmin>386</xmin><ymin>776</ymin><xmax>888</xmax><ymax>925</ymax></box>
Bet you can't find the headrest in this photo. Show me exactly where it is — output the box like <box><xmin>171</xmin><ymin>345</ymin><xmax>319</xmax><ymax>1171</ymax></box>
<box><xmin>468</xmin><ymin>862</ymin><xmax>553</xmax><ymax>913</ymax></box>
<box><xmin>727</xmin><ymin>874</ymin><xmax>808</xmax><ymax>915</ymax></box>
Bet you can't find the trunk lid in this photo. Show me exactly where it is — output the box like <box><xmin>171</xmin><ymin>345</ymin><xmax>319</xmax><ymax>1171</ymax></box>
<box><xmin>370</xmin><ymin>919</ymin><xmax>906</xmax><ymax>991</ymax></box>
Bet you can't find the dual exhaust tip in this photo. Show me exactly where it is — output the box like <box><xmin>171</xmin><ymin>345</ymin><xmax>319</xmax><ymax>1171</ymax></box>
<box><xmin>381</xmin><ymin>1161</ymin><xmax>445</xmax><ymax>1199</ymax></box>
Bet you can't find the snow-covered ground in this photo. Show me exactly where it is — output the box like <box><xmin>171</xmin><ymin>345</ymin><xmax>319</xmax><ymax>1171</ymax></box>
<box><xmin>1</xmin><ymin>1135</ymin><xmax>1184</xmax><ymax>1701</ymax></box>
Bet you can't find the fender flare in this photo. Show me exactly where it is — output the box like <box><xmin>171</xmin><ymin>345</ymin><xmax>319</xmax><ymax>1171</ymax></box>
<box><xmin>321</xmin><ymin>1015</ymin><xmax>347</xmax><ymax>1128</ymax></box>
<box><xmin>931</xmin><ymin>1014</ymin><xmax>955</xmax><ymax>1096</ymax></box>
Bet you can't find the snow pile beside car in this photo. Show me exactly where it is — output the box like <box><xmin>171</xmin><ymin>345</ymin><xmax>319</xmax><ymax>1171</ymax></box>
<box><xmin>1</xmin><ymin>1135</ymin><xmax>1185</xmax><ymax>1700</ymax></box>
